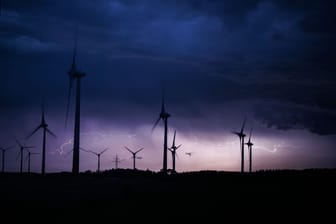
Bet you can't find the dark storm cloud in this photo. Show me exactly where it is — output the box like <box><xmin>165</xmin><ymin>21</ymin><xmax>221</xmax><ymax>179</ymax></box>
<box><xmin>254</xmin><ymin>101</ymin><xmax>336</xmax><ymax>135</ymax></box>
<box><xmin>0</xmin><ymin>0</ymin><xmax>335</xmax><ymax>135</ymax></box>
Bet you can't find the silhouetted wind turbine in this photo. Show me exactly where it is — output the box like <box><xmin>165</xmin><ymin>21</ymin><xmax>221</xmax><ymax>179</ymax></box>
<box><xmin>15</xmin><ymin>139</ymin><xmax>34</xmax><ymax>173</ymax></box>
<box><xmin>168</xmin><ymin>130</ymin><xmax>182</xmax><ymax>173</ymax></box>
<box><xmin>0</xmin><ymin>146</ymin><xmax>13</xmax><ymax>172</ymax></box>
<box><xmin>112</xmin><ymin>154</ymin><xmax>124</xmax><ymax>169</ymax></box>
<box><xmin>65</xmin><ymin>29</ymin><xmax>86</xmax><ymax>174</ymax></box>
<box><xmin>232</xmin><ymin>118</ymin><xmax>246</xmax><ymax>173</ymax></box>
<box><xmin>152</xmin><ymin>91</ymin><xmax>171</xmax><ymax>173</ymax></box>
<box><xmin>185</xmin><ymin>152</ymin><xmax>193</xmax><ymax>157</ymax></box>
<box><xmin>26</xmin><ymin>102</ymin><xmax>56</xmax><ymax>175</ymax></box>
<box><xmin>86</xmin><ymin>148</ymin><xmax>108</xmax><ymax>173</ymax></box>
<box><xmin>245</xmin><ymin>128</ymin><xmax>254</xmax><ymax>173</ymax></box>
<box><xmin>65</xmin><ymin>147</ymin><xmax>88</xmax><ymax>157</ymax></box>
<box><xmin>124</xmin><ymin>146</ymin><xmax>143</xmax><ymax>170</ymax></box>
<box><xmin>25</xmin><ymin>150</ymin><xmax>39</xmax><ymax>173</ymax></box>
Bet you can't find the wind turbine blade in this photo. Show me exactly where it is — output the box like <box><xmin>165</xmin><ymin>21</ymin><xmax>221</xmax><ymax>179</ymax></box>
<box><xmin>72</xmin><ymin>25</ymin><xmax>78</xmax><ymax>69</ymax></box>
<box><xmin>15</xmin><ymin>138</ymin><xmax>22</xmax><ymax>148</ymax></box>
<box><xmin>172</xmin><ymin>130</ymin><xmax>176</xmax><ymax>147</ymax></box>
<box><xmin>79</xmin><ymin>147</ymin><xmax>90</xmax><ymax>153</ymax></box>
<box><xmin>41</xmin><ymin>99</ymin><xmax>45</xmax><ymax>123</ymax></box>
<box><xmin>176</xmin><ymin>144</ymin><xmax>182</xmax><ymax>149</ymax></box>
<box><xmin>168</xmin><ymin>148</ymin><xmax>173</xmax><ymax>153</ymax></box>
<box><xmin>46</xmin><ymin>128</ymin><xmax>57</xmax><ymax>138</ymax></box>
<box><xmin>89</xmin><ymin>150</ymin><xmax>98</xmax><ymax>156</ymax></box>
<box><xmin>240</xmin><ymin>118</ymin><xmax>247</xmax><ymax>133</ymax></box>
<box><xmin>161</xmin><ymin>93</ymin><xmax>165</xmax><ymax>114</ymax></box>
<box><xmin>65</xmin><ymin>27</ymin><xmax>77</xmax><ymax>128</ymax></box>
<box><xmin>124</xmin><ymin>146</ymin><xmax>134</xmax><ymax>154</ymax></box>
<box><xmin>231</xmin><ymin>131</ymin><xmax>240</xmax><ymax>136</ymax></box>
<box><xmin>135</xmin><ymin>148</ymin><xmax>143</xmax><ymax>154</ymax></box>
<box><xmin>249</xmin><ymin>127</ymin><xmax>253</xmax><ymax>142</ymax></box>
<box><xmin>100</xmin><ymin>148</ymin><xmax>108</xmax><ymax>155</ymax></box>
<box><xmin>26</xmin><ymin>125</ymin><xmax>42</xmax><ymax>140</ymax></box>
<box><xmin>65</xmin><ymin>77</ymin><xmax>74</xmax><ymax>128</ymax></box>
<box><xmin>151</xmin><ymin>117</ymin><xmax>161</xmax><ymax>133</ymax></box>
<box><xmin>4</xmin><ymin>146</ymin><xmax>13</xmax><ymax>151</ymax></box>
<box><xmin>136</xmin><ymin>157</ymin><xmax>142</xmax><ymax>159</ymax></box>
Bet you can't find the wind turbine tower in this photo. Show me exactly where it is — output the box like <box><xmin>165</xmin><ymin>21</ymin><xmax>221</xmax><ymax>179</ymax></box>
<box><xmin>65</xmin><ymin>30</ymin><xmax>86</xmax><ymax>174</ymax></box>
<box><xmin>124</xmin><ymin>147</ymin><xmax>143</xmax><ymax>170</ymax></box>
<box><xmin>0</xmin><ymin>146</ymin><xmax>12</xmax><ymax>172</ymax></box>
<box><xmin>86</xmin><ymin>148</ymin><xmax>108</xmax><ymax>173</ymax></box>
<box><xmin>245</xmin><ymin>128</ymin><xmax>254</xmax><ymax>173</ymax></box>
<box><xmin>168</xmin><ymin>130</ymin><xmax>182</xmax><ymax>173</ymax></box>
<box><xmin>26</xmin><ymin>150</ymin><xmax>39</xmax><ymax>173</ymax></box>
<box><xmin>152</xmin><ymin>93</ymin><xmax>171</xmax><ymax>173</ymax></box>
<box><xmin>26</xmin><ymin>102</ymin><xmax>56</xmax><ymax>175</ymax></box>
<box><xmin>232</xmin><ymin>119</ymin><xmax>246</xmax><ymax>173</ymax></box>
<box><xmin>15</xmin><ymin>139</ymin><xmax>34</xmax><ymax>173</ymax></box>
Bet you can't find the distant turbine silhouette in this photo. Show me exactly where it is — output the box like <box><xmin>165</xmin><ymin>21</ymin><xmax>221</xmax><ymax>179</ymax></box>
<box><xmin>124</xmin><ymin>146</ymin><xmax>143</xmax><ymax>170</ymax></box>
<box><xmin>0</xmin><ymin>146</ymin><xmax>13</xmax><ymax>172</ymax></box>
<box><xmin>185</xmin><ymin>152</ymin><xmax>193</xmax><ymax>157</ymax></box>
<box><xmin>26</xmin><ymin>102</ymin><xmax>56</xmax><ymax>175</ymax></box>
<box><xmin>112</xmin><ymin>154</ymin><xmax>124</xmax><ymax>169</ymax></box>
<box><xmin>152</xmin><ymin>90</ymin><xmax>171</xmax><ymax>173</ymax></box>
<box><xmin>15</xmin><ymin>139</ymin><xmax>34</xmax><ymax>173</ymax></box>
<box><xmin>168</xmin><ymin>130</ymin><xmax>182</xmax><ymax>173</ymax></box>
<box><xmin>245</xmin><ymin>128</ymin><xmax>254</xmax><ymax>173</ymax></box>
<box><xmin>65</xmin><ymin>29</ymin><xmax>86</xmax><ymax>174</ymax></box>
<box><xmin>232</xmin><ymin>118</ymin><xmax>246</xmax><ymax>173</ymax></box>
<box><xmin>25</xmin><ymin>150</ymin><xmax>39</xmax><ymax>173</ymax></box>
<box><xmin>66</xmin><ymin>147</ymin><xmax>88</xmax><ymax>158</ymax></box>
<box><xmin>85</xmin><ymin>148</ymin><xmax>108</xmax><ymax>173</ymax></box>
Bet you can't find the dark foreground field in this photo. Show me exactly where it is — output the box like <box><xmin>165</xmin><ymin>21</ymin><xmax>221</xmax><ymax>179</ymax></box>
<box><xmin>0</xmin><ymin>169</ymin><xmax>335</xmax><ymax>217</ymax></box>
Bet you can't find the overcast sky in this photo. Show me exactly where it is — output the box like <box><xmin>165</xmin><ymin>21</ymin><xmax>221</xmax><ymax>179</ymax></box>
<box><xmin>0</xmin><ymin>0</ymin><xmax>335</xmax><ymax>173</ymax></box>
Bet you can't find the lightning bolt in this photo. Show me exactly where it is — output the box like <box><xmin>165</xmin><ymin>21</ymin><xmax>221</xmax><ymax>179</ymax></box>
<box><xmin>51</xmin><ymin>132</ymin><xmax>137</xmax><ymax>156</ymax></box>
<box><xmin>254</xmin><ymin>146</ymin><xmax>278</xmax><ymax>153</ymax></box>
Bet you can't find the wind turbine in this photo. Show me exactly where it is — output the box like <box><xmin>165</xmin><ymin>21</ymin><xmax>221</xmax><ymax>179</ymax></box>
<box><xmin>112</xmin><ymin>154</ymin><xmax>124</xmax><ymax>169</ymax></box>
<box><xmin>185</xmin><ymin>152</ymin><xmax>193</xmax><ymax>157</ymax></box>
<box><xmin>0</xmin><ymin>146</ymin><xmax>13</xmax><ymax>173</ymax></box>
<box><xmin>26</xmin><ymin>102</ymin><xmax>56</xmax><ymax>175</ymax></box>
<box><xmin>124</xmin><ymin>146</ymin><xmax>143</xmax><ymax>170</ymax></box>
<box><xmin>65</xmin><ymin>29</ymin><xmax>86</xmax><ymax>174</ymax></box>
<box><xmin>15</xmin><ymin>139</ymin><xmax>34</xmax><ymax>173</ymax></box>
<box><xmin>25</xmin><ymin>150</ymin><xmax>39</xmax><ymax>173</ymax></box>
<box><xmin>86</xmin><ymin>148</ymin><xmax>109</xmax><ymax>173</ymax></box>
<box><xmin>245</xmin><ymin>128</ymin><xmax>254</xmax><ymax>173</ymax></box>
<box><xmin>152</xmin><ymin>92</ymin><xmax>171</xmax><ymax>173</ymax></box>
<box><xmin>168</xmin><ymin>130</ymin><xmax>182</xmax><ymax>173</ymax></box>
<box><xmin>232</xmin><ymin>118</ymin><xmax>246</xmax><ymax>173</ymax></box>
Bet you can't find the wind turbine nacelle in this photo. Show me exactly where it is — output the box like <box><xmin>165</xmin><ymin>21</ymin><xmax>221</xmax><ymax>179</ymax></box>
<box><xmin>68</xmin><ymin>71</ymin><xmax>86</xmax><ymax>78</ymax></box>
<box><xmin>160</xmin><ymin>112</ymin><xmax>170</xmax><ymax>118</ymax></box>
